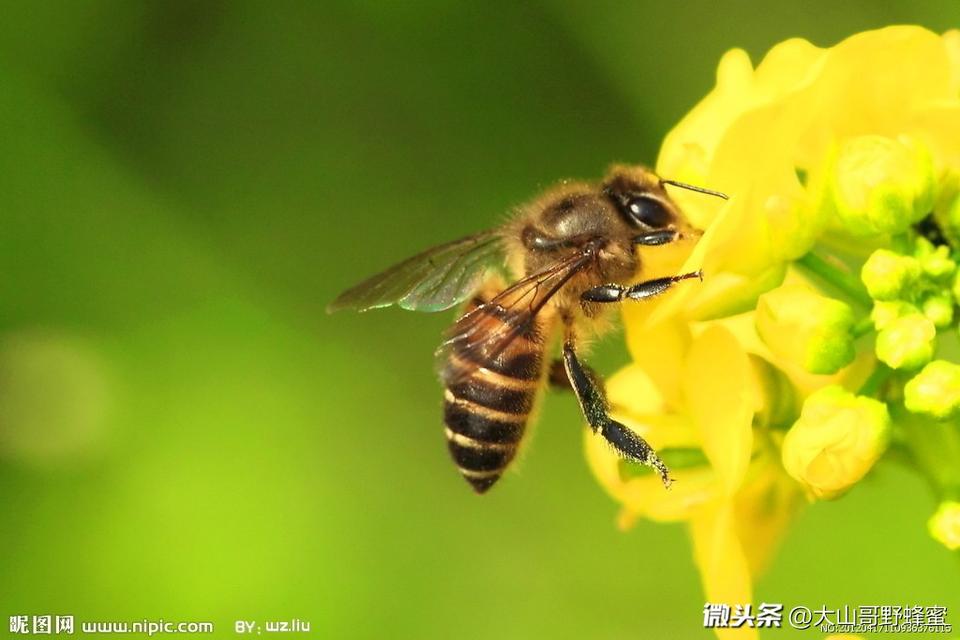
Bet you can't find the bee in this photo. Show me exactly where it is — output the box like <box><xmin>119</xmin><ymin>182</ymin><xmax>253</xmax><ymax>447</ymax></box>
<box><xmin>328</xmin><ymin>165</ymin><xmax>726</xmax><ymax>494</ymax></box>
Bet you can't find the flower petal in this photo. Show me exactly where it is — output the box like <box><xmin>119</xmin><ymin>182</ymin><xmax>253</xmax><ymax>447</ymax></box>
<box><xmin>587</xmin><ymin>364</ymin><xmax>716</xmax><ymax>523</ymax></box>
<box><xmin>794</xmin><ymin>26</ymin><xmax>956</xmax><ymax>164</ymax></box>
<box><xmin>685</xmin><ymin>263</ymin><xmax>787</xmax><ymax>322</ymax></box>
<box><xmin>908</xmin><ymin>101</ymin><xmax>960</xmax><ymax>168</ymax></box>
<box><xmin>733</xmin><ymin>457</ymin><xmax>805</xmax><ymax>578</ymax></box>
<box><xmin>683</xmin><ymin>325</ymin><xmax>754</xmax><ymax>494</ymax></box>
<box><xmin>689</xmin><ymin>500</ymin><xmax>757</xmax><ymax>640</ymax></box>
<box><xmin>583</xmin><ymin>424</ymin><xmax>716</xmax><ymax>524</ymax></box>
<box><xmin>945</xmin><ymin>30</ymin><xmax>960</xmax><ymax>93</ymax></box>
<box><xmin>622</xmin><ymin>316</ymin><xmax>692</xmax><ymax>408</ymax></box>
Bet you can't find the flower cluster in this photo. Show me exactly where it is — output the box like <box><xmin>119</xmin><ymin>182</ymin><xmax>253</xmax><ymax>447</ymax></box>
<box><xmin>585</xmin><ymin>26</ymin><xmax>960</xmax><ymax>640</ymax></box>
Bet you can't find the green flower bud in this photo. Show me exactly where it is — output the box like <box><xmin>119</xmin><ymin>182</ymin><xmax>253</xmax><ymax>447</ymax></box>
<box><xmin>952</xmin><ymin>269</ymin><xmax>960</xmax><ymax>307</ymax></box>
<box><xmin>932</xmin><ymin>171</ymin><xmax>960</xmax><ymax>248</ymax></box>
<box><xmin>860</xmin><ymin>249</ymin><xmax>921</xmax><ymax>301</ymax></box>
<box><xmin>755</xmin><ymin>284</ymin><xmax>855</xmax><ymax>374</ymax></box>
<box><xmin>871</xmin><ymin>300</ymin><xmax>918</xmax><ymax>331</ymax></box>
<box><xmin>747</xmin><ymin>354</ymin><xmax>798</xmax><ymax>430</ymax></box>
<box><xmin>913</xmin><ymin>235</ymin><xmax>935</xmax><ymax>259</ymax></box>
<box><xmin>949</xmin><ymin>189</ymin><xmax>960</xmax><ymax>228</ymax></box>
<box><xmin>952</xmin><ymin>190</ymin><xmax>960</xmax><ymax>226</ymax></box>
<box><xmin>928</xmin><ymin>501</ymin><xmax>960</xmax><ymax>551</ymax></box>
<box><xmin>922</xmin><ymin>294</ymin><xmax>954</xmax><ymax>328</ymax></box>
<box><xmin>782</xmin><ymin>385</ymin><xmax>890</xmax><ymax>499</ymax></box>
<box><xmin>828</xmin><ymin>135</ymin><xmax>936</xmax><ymax>237</ymax></box>
<box><xmin>875</xmin><ymin>313</ymin><xmax>936</xmax><ymax>370</ymax></box>
<box><xmin>904</xmin><ymin>360</ymin><xmax>960</xmax><ymax>420</ymax></box>
<box><xmin>920</xmin><ymin>244</ymin><xmax>956</xmax><ymax>282</ymax></box>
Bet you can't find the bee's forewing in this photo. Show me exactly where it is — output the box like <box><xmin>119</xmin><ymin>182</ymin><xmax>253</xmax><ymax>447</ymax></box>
<box><xmin>327</xmin><ymin>231</ymin><xmax>504</xmax><ymax>313</ymax></box>
<box><xmin>436</xmin><ymin>249</ymin><xmax>593</xmax><ymax>384</ymax></box>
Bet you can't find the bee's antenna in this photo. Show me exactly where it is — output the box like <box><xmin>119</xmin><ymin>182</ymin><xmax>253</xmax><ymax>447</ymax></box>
<box><xmin>660</xmin><ymin>179</ymin><xmax>729</xmax><ymax>201</ymax></box>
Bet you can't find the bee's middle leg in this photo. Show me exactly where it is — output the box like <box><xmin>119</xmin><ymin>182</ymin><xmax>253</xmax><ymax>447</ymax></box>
<box><xmin>580</xmin><ymin>270</ymin><xmax>702</xmax><ymax>304</ymax></box>
<box><xmin>561</xmin><ymin>334</ymin><xmax>671</xmax><ymax>487</ymax></box>
<box><xmin>548</xmin><ymin>358</ymin><xmax>601</xmax><ymax>392</ymax></box>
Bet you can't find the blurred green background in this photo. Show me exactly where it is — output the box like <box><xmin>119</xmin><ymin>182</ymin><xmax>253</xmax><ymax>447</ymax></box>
<box><xmin>0</xmin><ymin>2</ymin><xmax>958</xmax><ymax>638</ymax></box>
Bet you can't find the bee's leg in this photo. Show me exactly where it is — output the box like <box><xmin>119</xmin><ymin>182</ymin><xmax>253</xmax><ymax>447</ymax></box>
<box><xmin>581</xmin><ymin>270</ymin><xmax>702</xmax><ymax>304</ymax></box>
<box><xmin>548</xmin><ymin>358</ymin><xmax>600</xmax><ymax>392</ymax></box>
<box><xmin>561</xmin><ymin>336</ymin><xmax>671</xmax><ymax>487</ymax></box>
<box><xmin>633</xmin><ymin>230</ymin><xmax>680</xmax><ymax>246</ymax></box>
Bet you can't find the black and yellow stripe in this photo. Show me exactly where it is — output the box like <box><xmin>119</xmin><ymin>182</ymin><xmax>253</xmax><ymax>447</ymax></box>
<box><xmin>441</xmin><ymin>299</ymin><xmax>545</xmax><ymax>494</ymax></box>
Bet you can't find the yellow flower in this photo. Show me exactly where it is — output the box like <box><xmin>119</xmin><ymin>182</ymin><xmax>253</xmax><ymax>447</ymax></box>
<box><xmin>928</xmin><ymin>500</ymin><xmax>960</xmax><ymax>550</ymax></box>
<box><xmin>825</xmin><ymin>135</ymin><xmax>936</xmax><ymax>237</ymax></box>
<box><xmin>781</xmin><ymin>386</ymin><xmax>890</xmax><ymax>499</ymax></box>
<box><xmin>585</xmin><ymin>27</ymin><xmax>960</xmax><ymax>637</ymax></box>
<box><xmin>649</xmin><ymin>26</ymin><xmax>960</xmax><ymax>326</ymax></box>
<box><xmin>588</xmin><ymin>322</ymin><xmax>809</xmax><ymax>640</ymax></box>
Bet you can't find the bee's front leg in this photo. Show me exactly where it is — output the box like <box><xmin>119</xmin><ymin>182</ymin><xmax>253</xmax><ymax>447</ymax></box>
<box><xmin>580</xmin><ymin>270</ymin><xmax>702</xmax><ymax>304</ymax></box>
<box><xmin>632</xmin><ymin>230</ymin><xmax>680</xmax><ymax>246</ymax></box>
<box><xmin>561</xmin><ymin>334</ymin><xmax>671</xmax><ymax>487</ymax></box>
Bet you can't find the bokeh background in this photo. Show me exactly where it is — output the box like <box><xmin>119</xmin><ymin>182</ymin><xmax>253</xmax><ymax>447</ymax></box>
<box><xmin>1</xmin><ymin>2</ymin><xmax>958</xmax><ymax>638</ymax></box>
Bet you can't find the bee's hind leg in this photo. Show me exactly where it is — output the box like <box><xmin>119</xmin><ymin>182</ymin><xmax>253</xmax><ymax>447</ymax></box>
<box><xmin>561</xmin><ymin>333</ymin><xmax>672</xmax><ymax>487</ymax></box>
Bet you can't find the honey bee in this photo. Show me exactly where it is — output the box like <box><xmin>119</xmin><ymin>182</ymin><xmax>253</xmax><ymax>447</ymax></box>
<box><xmin>328</xmin><ymin>165</ymin><xmax>726</xmax><ymax>494</ymax></box>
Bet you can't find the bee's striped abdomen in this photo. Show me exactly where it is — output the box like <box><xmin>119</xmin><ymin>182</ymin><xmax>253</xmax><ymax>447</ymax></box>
<box><xmin>442</xmin><ymin>295</ymin><xmax>546</xmax><ymax>494</ymax></box>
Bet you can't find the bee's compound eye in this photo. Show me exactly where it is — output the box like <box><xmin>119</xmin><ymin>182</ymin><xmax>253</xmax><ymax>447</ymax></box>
<box><xmin>626</xmin><ymin>196</ymin><xmax>670</xmax><ymax>229</ymax></box>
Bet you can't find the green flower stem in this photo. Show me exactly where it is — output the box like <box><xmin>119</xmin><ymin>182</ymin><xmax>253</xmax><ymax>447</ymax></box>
<box><xmin>858</xmin><ymin>363</ymin><xmax>892</xmax><ymax>397</ymax></box>
<box><xmin>852</xmin><ymin>316</ymin><xmax>875</xmax><ymax>338</ymax></box>
<box><xmin>796</xmin><ymin>250</ymin><xmax>873</xmax><ymax>308</ymax></box>
<box><xmin>892</xmin><ymin>405</ymin><xmax>960</xmax><ymax>500</ymax></box>
<box><xmin>913</xmin><ymin>424</ymin><xmax>960</xmax><ymax>500</ymax></box>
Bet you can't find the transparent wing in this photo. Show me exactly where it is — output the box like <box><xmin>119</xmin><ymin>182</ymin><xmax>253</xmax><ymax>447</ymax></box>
<box><xmin>437</xmin><ymin>249</ymin><xmax>594</xmax><ymax>384</ymax></box>
<box><xmin>327</xmin><ymin>231</ymin><xmax>504</xmax><ymax>313</ymax></box>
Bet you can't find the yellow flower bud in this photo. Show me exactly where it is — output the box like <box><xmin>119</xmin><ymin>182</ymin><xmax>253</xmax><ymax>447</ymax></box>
<box><xmin>756</xmin><ymin>284</ymin><xmax>855</xmax><ymax>374</ymax></box>
<box><xmin>904</xmin><ymin>360</ymin><xmax>960</xmax><ymax>420</ymax></box>
<box><xmin>871</xmin><ymin>300</ymin><xmax>918</xmax><ymax>331</ymax></box>
<box><xmin>828</xmin><ymin>135</ymin><xmax>936</xmax><ymax>237</ymax></box>
<box><xmin>928</xmin><ymin>500</ymin><xmax>960</xmax><ymax>551</ymax></box>
<box><xmin>922</xmin><ymin>294</ymin><xmax>954</xmax><ymax>328</ymax></box>
<box><xmin>782</xmin><ymin>385</ymin><xmax>890</xmax><ymax>499</ymax></box>
<box><xmin>860</xmin><ymin>249</ymin><xmax>921</xmax><ymax>301</ymax></box>
<box><xmin>874</xmin><ymin>313</ymin><xmax>936</xmax><ymax>370</ymax></box>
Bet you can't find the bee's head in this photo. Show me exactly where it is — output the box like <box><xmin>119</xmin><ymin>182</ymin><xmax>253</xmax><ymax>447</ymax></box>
<box><xmin>518</xmin><ymin>166</ymin><xmax>724</xmax><ymax>280</ymax></box>
<box><xmin>601</xmin><ymin>165</ymin><xmax>716</xmax><ymax>240</ymax></box>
